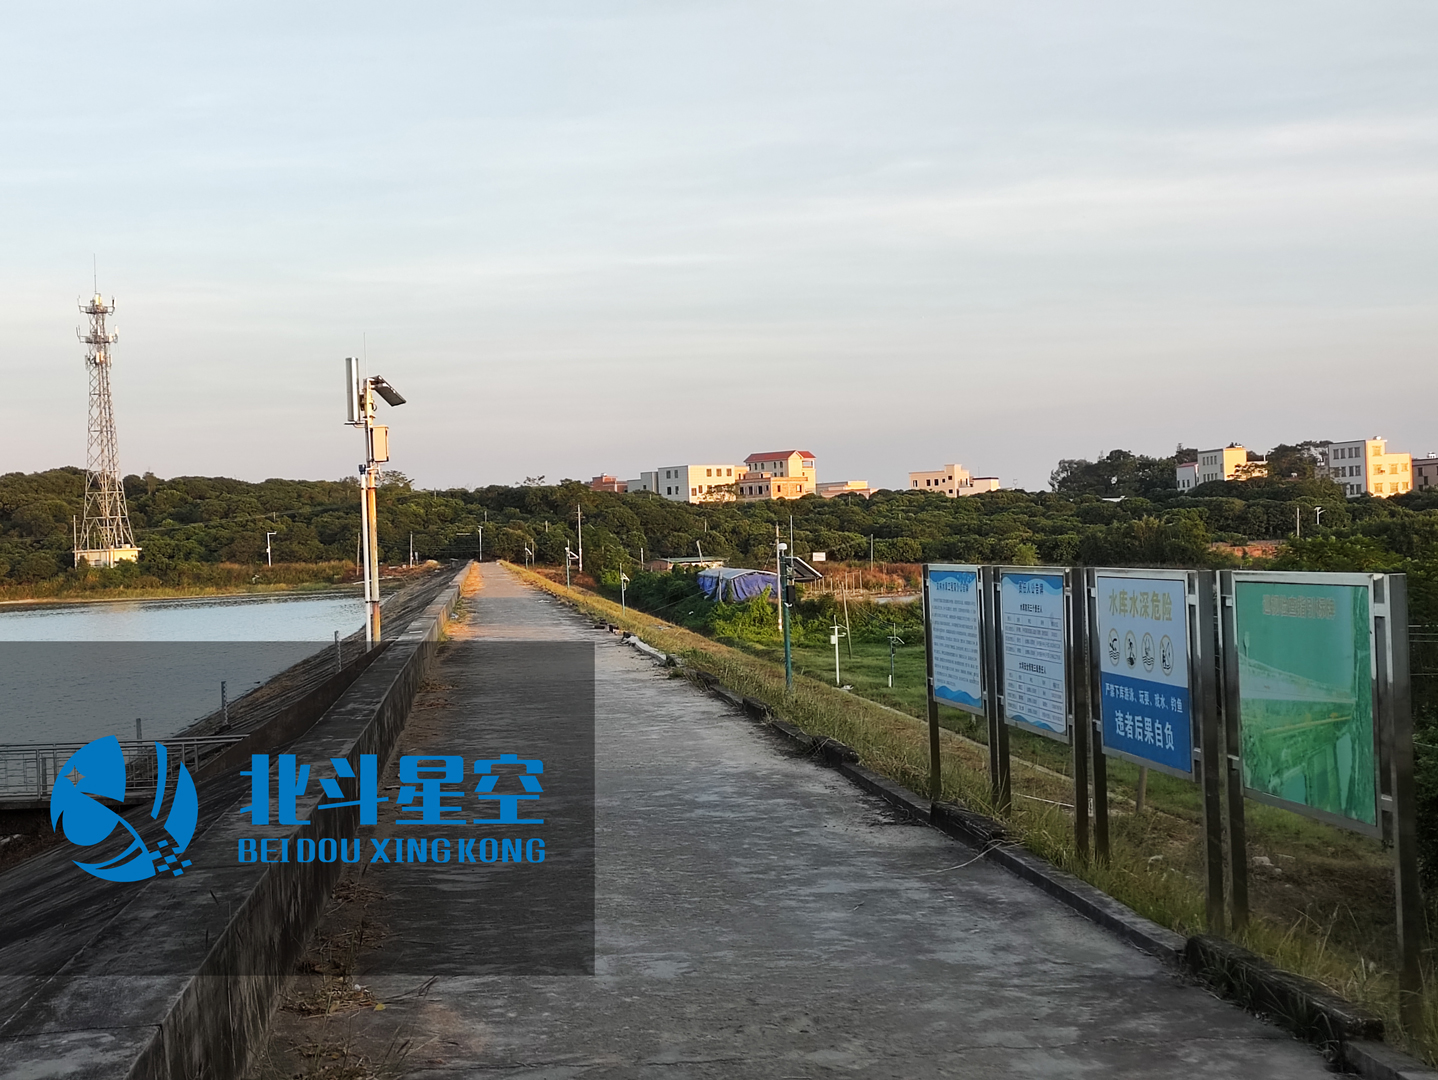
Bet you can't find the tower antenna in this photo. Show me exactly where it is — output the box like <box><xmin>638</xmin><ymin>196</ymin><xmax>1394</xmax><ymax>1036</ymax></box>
<box><xmin>74</xmin><ymin>283</ymin><xmax>140</xmax><ymax>568</ymax></box>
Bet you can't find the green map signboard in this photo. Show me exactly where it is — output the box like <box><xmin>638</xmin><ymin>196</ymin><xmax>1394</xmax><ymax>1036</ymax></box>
<box><xmin>1233</xmin><ymin>579</ymin><xmax>1376</xmax><ymax>831</ymax></box>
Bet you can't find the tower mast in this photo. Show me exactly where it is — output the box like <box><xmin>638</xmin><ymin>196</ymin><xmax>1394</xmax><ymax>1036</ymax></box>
<box><xmin>75</xmin><ymin>290</ymin><xmax>140</xmax><ymax>568</ymax></box>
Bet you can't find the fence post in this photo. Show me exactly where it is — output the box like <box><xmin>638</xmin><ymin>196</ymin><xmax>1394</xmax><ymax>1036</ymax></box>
<box><xmin>922</xmin><ymin>566</ymin><xmax>941</xmax><ymax>802</ymax></box>
<box><xmin>1382</xmin><ymin>575</ymin><xmax>1424</xmax><ymax>1034</ymax></box>
<box><xmin>1216</xmin><ymin>571</ymin><xmax>1247</xmax><ymax>932</ymax></box>
<box><xmin>1085</xmin><ymin>568</ymin><xmax>1110</xmax><ymax>863</ymax></box>
<box><xmin>1070</xmin><ymin>570</ymin><xmax>1090</xmax><ymax>861</ymax></box>
<box><xmin>982</xmin><ymin>566</ymin><xmax>1010</xmax><ymax>814</ymax></box>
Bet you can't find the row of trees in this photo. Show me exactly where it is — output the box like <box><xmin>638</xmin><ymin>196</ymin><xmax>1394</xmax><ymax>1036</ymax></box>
<box><xmin>2</xmin><ymin>453</ymin><xmax>1435</xmax><ymax>615</ymax></box>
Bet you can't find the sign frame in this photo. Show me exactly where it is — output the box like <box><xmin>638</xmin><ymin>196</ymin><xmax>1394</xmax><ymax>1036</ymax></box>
<box><xmin>1090</xmin><ymin>567</ymin><xmax>1199</xmax><ymax>782</ymax></box>
<box><xmin>1222</xmin><ymin>569</ymin><xmax>1382</xmax><ymax>838</ymax></box>
<box><xmin>995</xmin><ymin>565</ymin><xmax>1071</xmax><ymax>745</ymax></box>
<box><xmin>923</xmin><ymin>563</ymin><xmax>985</xmax><ymax>718</ymax></box>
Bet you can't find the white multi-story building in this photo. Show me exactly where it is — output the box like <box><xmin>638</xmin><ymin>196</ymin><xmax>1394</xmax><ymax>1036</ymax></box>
<box><xmin>1414</xmin><ymin>455</ymin><xmax>1438</xmax><ymax>492</ymax></box>
<box><xmin>655</xmin><ymin>463</ymin><xmax>743</xmax><ymax>503</ymax></box>
<box><xmin>1196</xmin><ymin>444</ymin><xmax>1265</xmax><ymax>484</ymax></box>
<box><xmin>1323</xmin><ymin>437</ymin><xmax>1413</xmax><ymax>498</ymax></box>
<box><xmin>626</xmin><ymin>471</ymin><xmax>659</xmax><ymax>493</ymax></box>
<box><xmin>907</xmin><ymin>463</ymin><xmax>1000</xmax><ymax>497</ymax></box>
<box><xmin>1173</xmin><ymin>444</ymin><xmax>1265</xmax><ymax>488</ymax></box>
<box><xmin>738</xmin><ymin>450</ymin><xmax>818</xmax><ymax>501</ymax></box>
<box><xmin>817</xmin><ymin>480</ymin><xmax>871</xmax><ymax>499</ymax></box>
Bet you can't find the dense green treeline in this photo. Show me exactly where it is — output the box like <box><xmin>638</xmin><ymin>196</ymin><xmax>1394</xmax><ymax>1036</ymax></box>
<box><xmin>3</xmin><ymin>458</ymin><xmax>1437</xmax><ymax>620</ymax></box>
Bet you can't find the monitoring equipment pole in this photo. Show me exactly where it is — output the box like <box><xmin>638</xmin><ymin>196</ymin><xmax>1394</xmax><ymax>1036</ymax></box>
<box><xmin>346</xmin><ymin>357</ymin><xmax>406</xmax><ymax>645</ymax></box>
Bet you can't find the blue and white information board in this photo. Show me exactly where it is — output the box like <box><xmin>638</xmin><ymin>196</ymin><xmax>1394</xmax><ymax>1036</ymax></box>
<box><xmin>926</xmin><ymin>565</ymin><xmax>983</xmax><ymax>714</ymax></box>
<box><xmin>999</xmin><ymin>571</ymin><xmax>1067</xmax><ymax>739</ymax></box>
<box><xmin>1094</xmin><ymin>572</ymin><xmax>1193</xmax><ymax>777</ymax></box>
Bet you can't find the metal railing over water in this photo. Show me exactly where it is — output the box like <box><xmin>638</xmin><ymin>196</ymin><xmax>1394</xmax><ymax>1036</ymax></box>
<box><xmin>0</xmin><ymin>736</ymin><xmax>245</xmax><ymax>805</ymax></box>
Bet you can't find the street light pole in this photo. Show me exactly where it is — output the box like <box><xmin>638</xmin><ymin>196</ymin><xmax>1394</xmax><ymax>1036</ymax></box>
<box><xmin>266</xmin><ymin>531</ymin><xmax>276</xmax><ymax>568</ymax></box>
<box><xmin>620</xmin><ymin>571</ymin><xmax>629</xmax><ymax>612</ymax></box>
<box><xmin>577</xmin><ymin>504</ymin><xmax>583</xmax><ymax>572</ymax></box>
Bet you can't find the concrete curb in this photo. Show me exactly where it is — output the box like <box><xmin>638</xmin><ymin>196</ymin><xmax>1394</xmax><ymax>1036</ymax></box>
<box><xmin>619</xmin><ymin>632</ymin><xmax>668</xmax><ymax>665</ymax></box>
<box><xmin>666</xmin><ymin>656</ymin><xmax>1428</xmax><ymax>1078</ymax></box>
<box><xmin>1184</xmin><ymin>935</ymin><xmax>1384</xmax><ymax>1061</ymax></box>
<box><xmin>1345</xmin><ymin>1039</ymin><xmax>1438</xmax><ymax>1080</ymax></box>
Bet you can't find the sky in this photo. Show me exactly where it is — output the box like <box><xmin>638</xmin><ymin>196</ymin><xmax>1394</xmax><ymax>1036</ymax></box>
<box><xmin>1</xmin><ymin>1</ymin><xmax>1435</xmax><ymax>492</ymax></box>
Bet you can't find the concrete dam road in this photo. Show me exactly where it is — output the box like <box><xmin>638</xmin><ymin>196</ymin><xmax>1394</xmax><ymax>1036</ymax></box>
<box><xmin>254</xmin><ymin>562</ymin><xmax>1335</xmax><ymax>1079</ymax></box>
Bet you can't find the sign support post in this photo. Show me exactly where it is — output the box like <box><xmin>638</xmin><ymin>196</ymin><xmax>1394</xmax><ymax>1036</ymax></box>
<box><xmin>1195</xmin><ymin>571</ymin><xmax>1226</xmax><ymax>934</ymax></box>
<box><xmin>1379</xmin><ymin>575</ymin><xmax>1424</xmax><ymax>1034</ymax></box>
<box><xmin>922</xmin><ymin>568</ymin><xmax>942</xmax><ymax>801</ymax></box>
<box><xmin>1081</xmin><ymin>569</ymin><xmax>1109</xmax><ymax>863</ymax></box>
<box><xmin>1216</xmin><ymin>570</ymin><xmax>1249</xmax><ymax>931</ymax></box>
<box><xmin>1069</xmin><ymin>571</ymin><xmax>1091</xmax><ymax>861</ymax></box>
<box><xmin>981</xmin><ymin>566</ymin><xmax>1010</xmax><ymax>813</ymax></box>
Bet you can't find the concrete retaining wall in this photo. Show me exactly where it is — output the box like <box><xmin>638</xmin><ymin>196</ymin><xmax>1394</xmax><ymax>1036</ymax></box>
<box><xmin>0</xmin><ymin>564</ymin><xmax>470</xmax><ymax>1080</ymax></box>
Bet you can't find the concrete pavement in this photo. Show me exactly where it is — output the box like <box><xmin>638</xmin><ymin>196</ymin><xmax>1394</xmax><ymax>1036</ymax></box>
<box><xmin>250</xmin><ymin>562</ymin><xmax>1336</xmax><ymax>1079</ymax></box>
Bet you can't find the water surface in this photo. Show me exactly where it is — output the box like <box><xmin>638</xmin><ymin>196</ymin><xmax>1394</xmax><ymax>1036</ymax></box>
<box><xmin>0</xmin><ymin>591</ymin><xmax>365</xmax><ymax>746</ymax></box>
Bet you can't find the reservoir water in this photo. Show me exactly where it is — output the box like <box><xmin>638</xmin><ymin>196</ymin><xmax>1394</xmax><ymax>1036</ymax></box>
<box><xmin>0</xmin><ymin>591</ymin><xmax>365</xmax><ymax>747</ymax></box>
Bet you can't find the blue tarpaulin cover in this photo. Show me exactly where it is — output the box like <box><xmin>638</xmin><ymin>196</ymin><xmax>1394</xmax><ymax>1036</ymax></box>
<box><xmin>697</xmin><ymin>567</ymin><xmax>778</xmax><ymax>603</ymax></box>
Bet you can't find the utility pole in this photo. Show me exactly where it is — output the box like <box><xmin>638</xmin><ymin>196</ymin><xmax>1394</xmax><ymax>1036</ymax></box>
<box><xmin>779</xmin><ymin>541</ymin><xmax>793</xmax><ymax>693</ymax></box>
<box><xmin>345</xmin><ymin>357</ymin><xmax>405</xmax><ymax>645</ymax></box>
<box><xmin>266</xmin><ymin>531</ymin><xmax>277</xmax><ymax>568</ymax></box>
<box><xmin>576</xmin><ymin>504</ymin><xmax>583</xmax><ymax>572</ymax></box>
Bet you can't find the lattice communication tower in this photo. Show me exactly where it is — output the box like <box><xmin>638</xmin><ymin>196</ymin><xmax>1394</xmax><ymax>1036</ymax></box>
<box><xmin>74</xmin><ymin>292</ymin><xmax>140</xmax><ymax>567</ymax></box>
